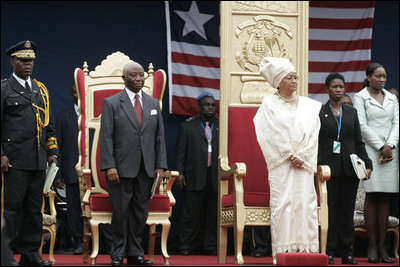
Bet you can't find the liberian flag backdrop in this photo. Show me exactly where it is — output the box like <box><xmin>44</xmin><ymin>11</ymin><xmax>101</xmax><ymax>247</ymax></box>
<box><xmin>308</xmin><ymin>1</ymin><xmax>375</xmax><ymax>103</ymax></box>
<box><xmin>166</xmin><ymin>1</ymin><xmax>220</xmax><ymax>115</ymax></box>
<box><xmin>166</xmin><ymin>1</ymin><xmax>375</xmax><ymax>115</ymax></box>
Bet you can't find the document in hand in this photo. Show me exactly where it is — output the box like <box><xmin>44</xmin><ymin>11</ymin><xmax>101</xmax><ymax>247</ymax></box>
<box><xmin>350</xmin><ymin>154</ymin><xmax>367</xmax><ymax>180</ymax></box>
<box><xmin>150</xmin><ymin>172</ymin><xmax>161</xmax><ymax>199</ymax></box>
<box><xmin>44</xmin><ymin>162</ymin><xmax>59</xmax><ymax>194</ymax></box>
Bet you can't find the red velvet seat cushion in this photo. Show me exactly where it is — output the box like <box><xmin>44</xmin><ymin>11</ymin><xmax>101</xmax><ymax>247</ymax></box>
<box><xmin>89</xmin><ymin>193</ymin><xmax>170</xmax><ymax>212</ymax></box>
<box><xmin>149</xmin><ymin>194</ymin><xmax>171</xmax><ymax>212</ymax></box>
<box><xmin>222</xmin><ymin>192</ymin><xmax>270</xmax><ymax>207</ymax></box>
<box><xmin>276</xmin><ymin>252</ymin><xmax>328</xmax><ymax>266</ymax></box>
<box><xmin>89</xmin><ymin>194</ymin><xmax>113</xmax><ymax>211</ymax></box>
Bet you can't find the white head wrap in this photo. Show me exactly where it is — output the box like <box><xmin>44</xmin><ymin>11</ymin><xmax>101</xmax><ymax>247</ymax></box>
<box><xmin>259</xmin><ymin>57</ymin><xmax>296</xmax><ymax>88</ymax></box>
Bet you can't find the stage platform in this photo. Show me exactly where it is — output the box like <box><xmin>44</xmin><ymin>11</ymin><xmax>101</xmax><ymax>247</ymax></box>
<box><xmin>13</xmin><ymin>254</ymin><xmax>398</xmax><ymax>266</ymax></box>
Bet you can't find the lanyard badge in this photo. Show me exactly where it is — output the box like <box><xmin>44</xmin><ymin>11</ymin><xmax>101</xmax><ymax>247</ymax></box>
<box><xmin>330</xmin><ymin>105</ymin><xmax>342</xmax><ymax>154</ymax></box>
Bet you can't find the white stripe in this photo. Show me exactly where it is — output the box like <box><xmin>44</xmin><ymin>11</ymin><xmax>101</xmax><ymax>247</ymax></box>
<box><xmin>308</xmin><ymin>92</ymin><xmax>357</xmax><ymax>104</ymax></box>
<box><xmin>308</xmin><ymin>93</ymin><xmax>329</xmax><ymax>104</ymax></box>
<box><xmin>309</xmin><ymin>71</ymin><xmax>366</xmax><ymax>84</ymax></box>
<box><xmin>171</xmin><ymin>41</ymin><xmax>220</xmax><ymax>58</ymax></box>
<box><xmin>309</xmin><ymin>7</ymin><xmax>375</xmax><ymax>19</ymax></box>
<box><xmin>171</xmin><ymin>85</ymin><xmax>220</xmax><ymax>100</ymax></box>
<box><xmin>309</xmin><ymin>28</ymin><xmax>373</xmax><ymax>41</ymax></box>
<box><xmin>165</xmin><ymin>1</ymin><xmax>173</xmax><ymax>114</ymax></box>
<box><xmin>309</xmin><ymin>50</ymin><xmax>371</xmax><ymax>62</ymax></box>
<box><xmin>172</xmin><ymin>62</ymin><xmax>220</xmax><ymax>80</ymax></box>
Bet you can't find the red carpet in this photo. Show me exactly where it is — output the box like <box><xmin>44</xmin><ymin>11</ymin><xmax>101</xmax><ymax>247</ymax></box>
<box><xmin>13</xmin><ymin>254</ymin><xmax>399</xmax><ymax>266</ymax></box>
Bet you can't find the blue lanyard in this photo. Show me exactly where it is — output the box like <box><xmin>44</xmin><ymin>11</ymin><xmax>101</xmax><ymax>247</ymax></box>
<box><xmin>329</xmin><ymin>105</ymin><xmax>342</xmax><ymax>141</ymax></box>
<box><xmin>200</xmin><ymin>121</ymin><xmax>214</xmax><ymax>142</ymax></box>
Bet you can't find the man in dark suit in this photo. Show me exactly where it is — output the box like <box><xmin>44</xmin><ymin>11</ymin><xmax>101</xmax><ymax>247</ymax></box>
<box><xmin>174</xmin><ymin>92</ymin><xmax>219</xmax><ymax>255</ymax></box>
<box><xmin>318</xmin><ymin>73</ymin><xmax>372</xmax><ymax>265</ymax></box>
<box><xmin>100</xmin><ymin>61</ymin><xmax>167</xmax><ymax>266</ymax></box>
<box><xmin>1</xmin><ymin>40</ymin><xmax>58</xmax><ymax>266</ymax></box>
<box><xmin>55</xmin><ymin>84</ymin><xmax>83</xmax><ymax>254</ymax></box>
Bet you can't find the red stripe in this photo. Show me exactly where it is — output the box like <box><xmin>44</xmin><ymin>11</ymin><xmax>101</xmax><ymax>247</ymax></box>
<box><xmin>172</xmin><ymin>74</ymin><xmax>220</xmax><ymax>90</ymax></box>
<box><xmin>172</xmin><ymin>52</ymin><xmax>220</xmax><ymax>68</ymax></box>
<box><xmin>309</xmin><ymin>18</ymin><xmax>373</xmax><ymax>30</ymax></box>
<box><xmin>309</xmin><ymin>40</ymin><xmax>371</xmax><ymax>51</ymax></box>
<box><xmin>310</xmin><ymin>1</ymin><xmax>375</xmax><ymax>8</ymax></box>
<box><xmin>171</xmin><ymin>96</ymin><xmax>220</xmax><ymax>116</ymax></box>
<box><xmin>308</xmin><ymin>82</ymin><xmax>364</xmax><ymax>94</ymax></box>
<box><xmin>309</xmin><ymin>60</ymin><xmax>371</xmax><ymax>72</ymax></box>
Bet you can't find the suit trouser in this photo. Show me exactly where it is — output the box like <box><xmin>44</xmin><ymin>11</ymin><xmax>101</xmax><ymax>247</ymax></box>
<box><xmin>107</xmin><ymin>164</ymin><xmax>153</xmax><ymax>258</ymax></box>
<box><xmin>251</xmin><ymin>226</ymin><xmax>271</xmax><ymax>252</ymax></box>
<box><xmin>66</xmin><ymin>182</ymin><xmax>83</xmax><ymax>244</ymax></box>
<box><xmin>179</xmin><ymin>167</ymin><xmax>217</xmax><ymax>251</ymax></box>
<box><xmin>327</xmin><ymin>172</ymin><xmax>359</xmax><ymax>257</ymax></box>
<box><xmin>3</xmin><ymin>168</ymin><xmax>45</xmax><ymax>256</ymax></box>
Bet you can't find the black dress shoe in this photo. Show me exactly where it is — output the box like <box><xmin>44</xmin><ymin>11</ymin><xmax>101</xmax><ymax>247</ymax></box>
<box><xmin>381</xmin><ymin>257</ymin><xmax>394</xmax><ymax>263</ymax></box>
<box><xmin>74</xmin><ymin>244</ymin><xmax>83</xmax><ymax>255</ymax></box>
<box><xmin>251</xmin><ymin>248</ymin><xmax>268</xmax><ymax>257</ymax></box>
<box><xmin>328</xmin><ymin>256</ymin><xmax>334</xmax><ymax>265</ymax></box>
<box><xmin>342</xmin><ymin>255</ymin><xmax>357</xmax><ymax>265</ymax></box>
<box><xmin>127</xmin><ymin>255</ymin><xmax>152</xmax><ymax>266</ymax></box>
<box><xmin>19</xmin><ymin>255</ymin><xmax>51</xmax><ymax>266</ymax></box>
<box><xmin>110</xmin><ymin>257</ymin><xmax>123</xmax><ymax>266</ymax></box>
<box><xmin>368</xmin><ymin>257</ymin><xmax>379</xmax><ymax>263</ymax></box>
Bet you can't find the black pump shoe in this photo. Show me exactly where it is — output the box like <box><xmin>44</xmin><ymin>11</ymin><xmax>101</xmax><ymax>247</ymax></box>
<box><xmin>380</xmin><ymin>257</ymin><xmax>394</xmax><ymax>264</ymax></box>
<box><xmin>368</xmin><ymin>257</ymin><xmax>379</xmax><ymax>264</ymax></box>
<box><xmin>342</xmin><ymin>255</ymin><xmax>358</xmax><ymax>265</ymax></box>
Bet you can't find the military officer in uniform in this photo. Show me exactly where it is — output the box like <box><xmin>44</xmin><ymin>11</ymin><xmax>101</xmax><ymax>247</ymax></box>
<box><xmin>1</xmin><ymin>40</ymin><xmax>58</xmax><ymax>266</ymax></box>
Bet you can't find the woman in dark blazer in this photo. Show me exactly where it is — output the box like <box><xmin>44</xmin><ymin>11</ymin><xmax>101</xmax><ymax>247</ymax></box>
<box><xmin>318</xmin><ymin>73</ymin><xmax>373</xmax><ymax>265</ymax></box>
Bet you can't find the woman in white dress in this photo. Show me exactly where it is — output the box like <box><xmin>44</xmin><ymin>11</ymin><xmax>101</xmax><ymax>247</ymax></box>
<box><xmin>353</xmin><ymin>63</ymin><xmax>399</xmax><ymax>264</ymax></box>
<box><xmin>253</xmin><ymin>57</ymin><xmax>322</xmax><ymax>263</ymax></box>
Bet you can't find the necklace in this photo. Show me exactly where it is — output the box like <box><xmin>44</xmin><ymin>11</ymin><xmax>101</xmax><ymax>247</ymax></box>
<box><xmin>276</xmin><ymin>91</ymin><xmax>295</xmax><ymax>102</ymax></box>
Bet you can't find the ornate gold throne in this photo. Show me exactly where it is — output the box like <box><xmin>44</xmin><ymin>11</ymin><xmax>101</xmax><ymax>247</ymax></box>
<box><xmin>218</xmin><ymin>2</ymin><xmax>330</xmax><ymax>264</ymax></box>
<box><xmin>74</xmin><ymin>51</ymin><xmax>178</xmax><ymax>265</ymax></box>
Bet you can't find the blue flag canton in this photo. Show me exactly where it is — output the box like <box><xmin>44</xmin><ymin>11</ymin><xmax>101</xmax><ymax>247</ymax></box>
<box><xmin>170</xmin><ymin>1</ymin><xmax>220</xmax><ymax>47</ymax></box>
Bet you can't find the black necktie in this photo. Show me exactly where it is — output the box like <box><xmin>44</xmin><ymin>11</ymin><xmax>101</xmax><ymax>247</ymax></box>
<box><xmin>25</xmin><ymin>81</ymin><xmax>31</xmax><ymax>91</ymax></box>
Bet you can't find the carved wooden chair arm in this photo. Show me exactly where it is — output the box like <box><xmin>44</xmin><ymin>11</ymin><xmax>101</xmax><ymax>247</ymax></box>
<box><xmin>316</xmin><ymin>165</ymin><xmax>331</xmax><ymax>182</ymax></box>
<box><xmin>161</xmin><ymin>170</ymin><xmax>178</xmax><ymax>206</ymax></box>
<box><xmin>219</xmin><ymin>156</ymin><xmax>246</xmax><ymax>180</ymax></box>
<box><xmin>82</xmin><ymin>189</ymin><xmax>92</xmax><ymax>205</ymax></box>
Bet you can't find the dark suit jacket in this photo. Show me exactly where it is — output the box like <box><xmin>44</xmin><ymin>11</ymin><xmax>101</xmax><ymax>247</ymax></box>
<box><xmin>100</xmin><ymin>89</ymin><xmax>167</xmax><ymax>178</ymax></box>
<box><xmin>55</xmin><ymin>107</ymin><xmax>79</xmax><ymax>184</ymax></box>
<box><xmin>174</xmin><ymin>115</ymin><xmax>219</xmax><ymax>191</ymax></box>
<box><xmin>318</xmin><ymin>102</ymin><xmax>372</xmax><ymax>177</ymax></box>
<box><xmin>1</xmin><ymin>75</ymin><xmax>58</xmax><ymax>170</ymax></box>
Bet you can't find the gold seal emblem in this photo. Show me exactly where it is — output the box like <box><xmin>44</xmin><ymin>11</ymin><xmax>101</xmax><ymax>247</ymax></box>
<box><xmin>24</xmin><ymin>41</ymin><xmax>31</xmax><ymax>48</ymax></box>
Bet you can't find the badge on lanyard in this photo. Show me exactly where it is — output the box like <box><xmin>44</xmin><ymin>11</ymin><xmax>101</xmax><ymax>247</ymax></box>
<box><xmin>333</xmin><ymin>141</ymin><xmax>341</xmax><ymax>154</ymax></box>
<box><xmin>330</xmin><ymin>105</ymin><xmax>343</xmax><ymax>154</ymax></box>
<box><xmin>208</xmin><ymin>143</ymin><xmax>212</xmax><ymax>152</ymax></box>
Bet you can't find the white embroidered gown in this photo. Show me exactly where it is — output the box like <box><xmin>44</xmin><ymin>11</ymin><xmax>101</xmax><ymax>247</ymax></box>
<box><xmin>253</xmin><ymin>94</ymin><xmax>322</xmax><ymax>257</ymax></box>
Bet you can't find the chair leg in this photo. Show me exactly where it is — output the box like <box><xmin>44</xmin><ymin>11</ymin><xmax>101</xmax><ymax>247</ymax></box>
<box><xmin>148</xmin><ymin>224</ymin><xmax>156</xmax><ymax>261</ymax></box>
<box><xmin>82</xmin><ymin>219</ymin><xmax>90</xmax><ymax>263</ymax></box>
<box><xmin>394</xmin><ymin>227</ymin><xmax>399</xmax><ymax>260</ymax></box>
<box><xmin>90</xmin><ymin>221</ymin><xmax>100</xmax><ymax>265</ymax></box>
<box><xmin>218</xmin><ymin>226</ymin><xmax>228</xmax><ymax>264</ymax></box>
<box><xmin>234</xmin><ymin>222</ymin><xmax>245</xmax><ymax>265</ymax></box>
<box><xmin>39</xmin><ymin>229</ymin><xmax>45</xmax><ymax>257</ymax></box>
<box><xmin>320</xmin><ymin>224</ymin><xmax>328</xmax><ymax>254</ymax></box>
<box><xmin>161</xmin><ymin>222</ymin><xmax>171</xmax><ymax>265</ymax></box>
<box><xmin>48</xmin><ymin>225</ymin><xmax>56</xmax><ymax>264</ymax></box>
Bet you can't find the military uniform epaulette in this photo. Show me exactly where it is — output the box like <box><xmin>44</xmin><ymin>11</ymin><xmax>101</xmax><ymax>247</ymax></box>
<box><xmin>1</xmin><ymin>78</ymin><xmax>8</xmax><ymax>84</ymax></box>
